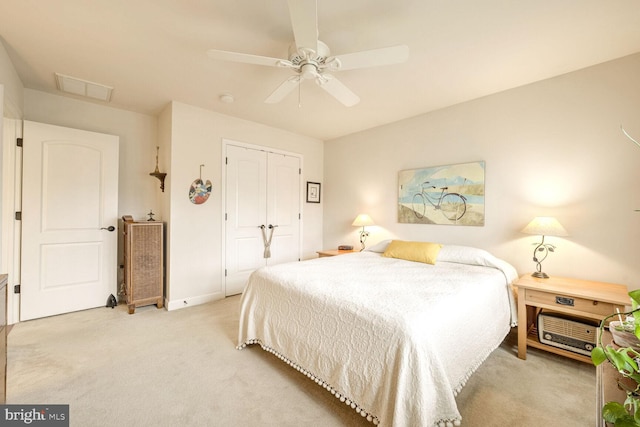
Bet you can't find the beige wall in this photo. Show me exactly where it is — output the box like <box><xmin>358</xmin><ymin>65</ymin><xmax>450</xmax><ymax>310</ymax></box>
<box><xmin>0</xmin><ymin>41</ymin><xmax>23</xmax><ymax>118</ymax></box>
<box><xmin>324</xmin><ymin>53</ymin><xmax>640</xmax><ymax>288</ymax></box>
<box><xmin>159</xmin><ymin>101</ymin><xmax>324</xmax><ymax>309</ymax></box>
<box><xmin>24</xmin><ymin>89</ymin><xmax>161</xmax><ymax>220</ymax></box>
<box><xmin>17</xmin><ymin>95</ymin><xmax>325</xmax><ymax>311</ymax></box>
<box><xmin>4</xmin><ymin>35</ymin><xmax>640</xmax><ymax>314</ymax></box>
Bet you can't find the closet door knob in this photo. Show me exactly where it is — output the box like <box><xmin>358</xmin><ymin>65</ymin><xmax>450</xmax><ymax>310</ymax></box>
<box><xmin>101</xmin><ymin>226</ymin><xmax>116</xmax><ymax>232</ymax></box>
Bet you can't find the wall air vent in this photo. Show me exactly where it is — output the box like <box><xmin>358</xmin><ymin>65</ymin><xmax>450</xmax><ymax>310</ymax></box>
<box><xmin>54</xmin><ymin>73</ymin><xmax>113</xmax><ymax>102</ymax></box>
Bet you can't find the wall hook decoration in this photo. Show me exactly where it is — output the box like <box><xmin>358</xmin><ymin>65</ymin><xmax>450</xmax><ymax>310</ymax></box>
<box><xmin>149</xmin><ymin>146</ymin><xmax>167</xmax><ymax>192</ymax></box>
<box><xmin>189</xmin><ymin>164</ymin><xmax>212</xmax><ymax>204</ymax></box>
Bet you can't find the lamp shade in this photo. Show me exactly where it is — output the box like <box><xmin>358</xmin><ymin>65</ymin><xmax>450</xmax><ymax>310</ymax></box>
<box><xmin>352</xmin><ymin>214</ymin><xmax>375</xmax><ymax>227</ymax></box>
<box><xmin>521</xmin><ymin>216</ymin><xmax>568</xmax><ymax>237</ymax></box>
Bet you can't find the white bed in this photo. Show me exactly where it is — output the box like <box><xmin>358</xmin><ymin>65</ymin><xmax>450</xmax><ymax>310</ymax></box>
<box><xmin>237</xmin><ymin>243</ymin><xmax>518</xmax><ymax>427</ymax></box>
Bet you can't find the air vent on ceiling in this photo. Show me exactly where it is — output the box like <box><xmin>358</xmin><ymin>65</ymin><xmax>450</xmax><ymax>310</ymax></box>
<box><xmin>54</xmin><ymin>73</ymin><xmax>113</xmax><ymax>102</ymax></box>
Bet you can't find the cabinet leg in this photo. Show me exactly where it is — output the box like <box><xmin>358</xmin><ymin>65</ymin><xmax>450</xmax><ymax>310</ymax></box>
<box><xmin>128</xmin><ymin>305</ymin><xmax>135</xmax><ymax>315</ymax></box>
<box><xmin>517</xmin><ymin>291</ymin><xmax>527</xmax><ymax>360</ymax></box>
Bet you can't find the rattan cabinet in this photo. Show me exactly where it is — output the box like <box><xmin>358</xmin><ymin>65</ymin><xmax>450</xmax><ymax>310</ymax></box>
<box><xmin>122</xmin><ymin>216</ymin><xmax>164</xmax><ymax>314</ymax></box>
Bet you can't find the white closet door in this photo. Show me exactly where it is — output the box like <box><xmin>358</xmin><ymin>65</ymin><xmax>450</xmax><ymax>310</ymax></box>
<box><xmin>266</xmin><ymin>152</ymin><xmax>301</xmax><ymax>266</ymax></box>
<box><xmin>225</xmin><ymin>145</ymin><xmax>267</xmax><ymax>296</ymax></box>
<box><xmin>224</xmin><ymin>143</ymin><xmax>301</xmax><ymax>297</ymax></box>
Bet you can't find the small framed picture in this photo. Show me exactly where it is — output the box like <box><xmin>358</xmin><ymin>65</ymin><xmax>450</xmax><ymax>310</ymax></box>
<box><xmin>306</xmin><ymin>181</ymin><xmax>321</xmax><ymax>203</ymax></box>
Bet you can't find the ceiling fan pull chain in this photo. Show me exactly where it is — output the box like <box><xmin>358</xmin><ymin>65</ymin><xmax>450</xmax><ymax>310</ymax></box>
<box><xmin>298</xmin><ymin>80</ymin><xmax>302</xmax><ymax>108</ymax></box>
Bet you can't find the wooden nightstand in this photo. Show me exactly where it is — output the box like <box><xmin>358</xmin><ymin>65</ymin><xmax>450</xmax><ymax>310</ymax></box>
<box><xmin>316</xmin><ymin>249</ymin><xmax>359</xmax><ymax>257</ymax></box>
<box><xmin>514</xmin><ymin>274</ymin><xmax>629</xmax><ymax>363</ymax></box>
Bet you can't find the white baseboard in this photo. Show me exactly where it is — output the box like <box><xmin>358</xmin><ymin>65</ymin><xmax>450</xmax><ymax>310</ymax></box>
<box><xmin>165</xmin><ymin>292</ymin><xmax>225</xmax><ymax>311</ymax></box>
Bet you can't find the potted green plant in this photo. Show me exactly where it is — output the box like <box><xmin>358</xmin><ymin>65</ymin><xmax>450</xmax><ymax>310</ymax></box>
<box><xmin>592</xmin><ymin>289</ymin><xmax>640</xmax><ymax>426</ymax></box>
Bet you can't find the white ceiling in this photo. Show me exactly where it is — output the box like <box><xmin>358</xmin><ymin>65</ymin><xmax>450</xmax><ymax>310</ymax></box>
<box><xmin>2</xmin><ymin>0</ymin><xmax>640</xmax><ymax>141</ymax></box>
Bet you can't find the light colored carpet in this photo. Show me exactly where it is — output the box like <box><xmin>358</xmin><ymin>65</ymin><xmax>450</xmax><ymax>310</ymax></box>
<box><xmin>7</xmin><ymin>296</ymin><xmax>595</xmax><ymax>426</ymax></box>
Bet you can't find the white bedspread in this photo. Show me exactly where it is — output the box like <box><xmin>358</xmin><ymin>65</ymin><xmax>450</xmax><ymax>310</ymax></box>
<box><xmin>238</xmin><ymin>250</ymin><xmax>518</xmax><ymax>427</ymax></box>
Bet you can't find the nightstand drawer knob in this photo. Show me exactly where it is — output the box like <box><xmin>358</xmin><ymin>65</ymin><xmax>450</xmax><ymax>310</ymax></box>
<box><xmin>555</xmin><ymin>296</ymin><xmax>575</xmax><ymax>306</ymax></box>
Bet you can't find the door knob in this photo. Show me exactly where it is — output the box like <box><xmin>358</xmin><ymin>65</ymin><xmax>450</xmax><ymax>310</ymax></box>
<box><xmin>101</xmin><ymin>226</ymin><xmax>116</xmax><ymax>232</ymax></box>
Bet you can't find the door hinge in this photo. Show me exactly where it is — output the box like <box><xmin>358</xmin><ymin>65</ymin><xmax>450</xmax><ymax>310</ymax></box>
<box><xmin>15</xmin><ymin>211</ymin><xmax>21</xmax><ymax>220</ymax></box>
<box><xmin>299</xmin><ymin>168</ymin><xmax>301</xmax><ymax>175</ymax></box>
<box><xmin>225</xmin><ymin>213</ymin><xmax>227</xmax><ymax>221</ymax></box>
<box><xmin>298</xmin><ymin>213</ymin><xmax>301</xmax><ymax>220</ymax></box>
<box><xmin>14</xmin><ymin>284</ymin><xmax>20</xmax><ymax>294</ymax></box>
<box><xmin>224</xmin><ymin>269</ymin><xmax>227</xmax><ymax>277</ymax></box>
<box><xmin>225</xmin><ymin>157</ymin><xmax>228</xmax><ymax>165</ymax></box>
<box><xmin>16</xmin><ymin>137</ymin><xmax>23</xmax><ymax>147</ymax></box>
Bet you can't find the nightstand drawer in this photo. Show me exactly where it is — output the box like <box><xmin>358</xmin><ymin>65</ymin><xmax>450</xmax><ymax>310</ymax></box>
<box><xmin>526</xmin><ymin>289</ymin><xmax>614</xmax><ymax>316</ymax></box>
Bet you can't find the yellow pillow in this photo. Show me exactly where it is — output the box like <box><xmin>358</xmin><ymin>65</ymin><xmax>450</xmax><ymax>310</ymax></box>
<box><xmin>382</xmin><ymin>240</ymin><xmax>442</xmax><ymax>265</ymax></box>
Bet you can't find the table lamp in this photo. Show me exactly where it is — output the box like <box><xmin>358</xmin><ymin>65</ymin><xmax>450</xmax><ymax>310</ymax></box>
<box><xmin>521</xmin><ymin>216</ymin><xmax>568</xmax><ymax>278</ymax></box>
<box><xmin>352</xmin><ymin>214</ymin><xmax>375</xmax><ymax>251</ymax></box>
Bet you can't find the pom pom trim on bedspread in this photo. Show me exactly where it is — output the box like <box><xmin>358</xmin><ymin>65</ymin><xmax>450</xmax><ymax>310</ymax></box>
<box><xmin>237</xmin><ymin>338</ymin><xmax>380</xmax><ymax>424</ymax></box>
<box><xmin>238</xmin><ymin>338</ymin><xmax>467</xmax><ymax>427</ymax></box>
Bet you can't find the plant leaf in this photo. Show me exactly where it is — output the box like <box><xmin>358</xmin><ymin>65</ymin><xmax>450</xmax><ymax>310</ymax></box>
<box><xmin>592</xmin><ymin>347</ymin><xmax>607</xmax><ymax>365</ymax></box>
<box><xmin>630</xmin><ymin>289</ymin><xmax>640</xmax><ymax>308</ymax></box>
<box><xmin>608</xmin><ymin>349</ymin><xmax>630</xmax><ymax>372</ymax></box>
<box><xmin>634</xmin><ymin>402</ymin><xmax>640</xmax><ymax>424</ymax></box>
<box><xmin>602</xmin><ymin>401</ymin><xmax>632</xmax><ymax>423</ymax></box>
<box><xmin>616</xmin><ymin>417</ymin><xmax>640</xmax><ymax>427</ymax></box>
<box><xmin>620</xmin><ymin>350</ymin><xmax>639</xmax><ymax>371</ymax></box>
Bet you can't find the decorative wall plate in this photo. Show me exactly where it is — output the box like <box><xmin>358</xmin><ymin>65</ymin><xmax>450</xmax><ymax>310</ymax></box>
<box><xmin>189</xmin><ymin>178</ymin><xmax>212</xmax><ymax>204</ymax></box>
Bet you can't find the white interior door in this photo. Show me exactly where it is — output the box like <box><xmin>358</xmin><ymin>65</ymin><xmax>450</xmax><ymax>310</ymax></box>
<box><xmin>225</xmin><ymin>145</ymin><xmax>267</xmax><ymax>296</ymax></box>
<box><xmin>267</xmin><ymin>152</ymin><xmax>301</xmax><ymax>266</ymax></box>
<box><xmin>20</xmin><ymin>121</ymin><xmax>119</xmax><ymax>321</ymax></box>
<box><xmin>224</xmin><ymin>143</ymin><xmax>301</xmax><ymax>296</ymax></box>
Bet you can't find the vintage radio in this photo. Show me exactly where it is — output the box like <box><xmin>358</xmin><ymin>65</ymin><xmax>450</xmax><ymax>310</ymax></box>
<box><xmin>537</xmin><ymin>311</ymin><xmax>598</xmax><ymax>356</ymax></box>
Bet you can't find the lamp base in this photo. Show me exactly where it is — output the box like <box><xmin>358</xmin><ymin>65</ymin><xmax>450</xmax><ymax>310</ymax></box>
<box><xmin>531</xmin><ymin>271</ymin><xmax>549</xmax><ymax>279</ymax></box>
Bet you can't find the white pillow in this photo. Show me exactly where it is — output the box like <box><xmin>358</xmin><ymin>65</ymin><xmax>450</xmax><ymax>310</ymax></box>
<box><xmin>364</xmin><ymin>239</ymin><xmax>392</xmax><ymax>253</ymax></box>
<box><xmin>437</xmin><ymin>245</ymin><xmax>496</xmax><ymax>266</ymax></box>
<box><xmin>438</xmin><ymin>245</ymin><xmax>519</xmax><ymax>283</ymax></box>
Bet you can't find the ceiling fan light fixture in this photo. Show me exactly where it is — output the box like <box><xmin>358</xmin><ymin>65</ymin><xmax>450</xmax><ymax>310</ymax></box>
<box><xmin>205</xmin><ymin>0</ymin><xmax>407</xmax><ymax>107</ymax></box>
<box><xmin>300</xmin><ymin>63</ymin><xmax>318</xmax><ymax>80</ymax></box>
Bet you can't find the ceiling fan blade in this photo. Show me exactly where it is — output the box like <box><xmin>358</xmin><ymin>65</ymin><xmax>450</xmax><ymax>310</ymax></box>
<box><xmin>287</xmin><ymin>0</ymin><xmax>318</xmax><ymax>52</ymax></box>
<box><xmin>329</xmin><ymin>45</ymin><xmax>409</xmax><ymax>71</ymax></box>
<box><xmin>207</xmin><ymin>49</ymin><xmax>285</xmax><ymax>68</ymax></box>
<box><xmin>316</xmin><ymin>74</ymin><xmax>360</xmax><ymax>107</ymax></box>
<box><xmin>264</xmin><ymin>76</ymin><xmax>302</xmax><ymax>104</ymax></box>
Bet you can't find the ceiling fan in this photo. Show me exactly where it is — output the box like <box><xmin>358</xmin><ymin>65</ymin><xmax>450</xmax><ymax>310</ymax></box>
<box><xmin>206</xmin><ymin>0</ymin><xmax>409</xmax><ymax>107</ymax></box>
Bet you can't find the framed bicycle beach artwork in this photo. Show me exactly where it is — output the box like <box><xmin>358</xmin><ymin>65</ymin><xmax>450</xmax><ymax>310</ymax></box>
<box><xmin>398</xmin><ymin>161</ymin><xmax>485</xmax><ymax>226</ymax></box>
